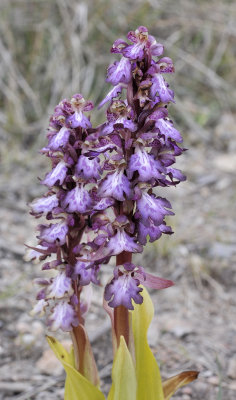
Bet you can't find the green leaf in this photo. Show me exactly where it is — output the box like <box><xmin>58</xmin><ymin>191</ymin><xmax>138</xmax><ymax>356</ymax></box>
<box><xmin>163</xmin><ymin>371</ymin><xmax>199</xmax><ymax>400</ymax></box>
<box><xmin>132</xmin><ymin>287</ymin><xmax>164</xmax><ymax>400</ymax></box>
<box><xmin>47</xmin><ymin>336</ymin><xmax>105</xmax><ymax>400</ymax></box>
<box><xmin>108</xmin><ymin>336</ymin><xmax>136</xmax><ymax>400</ymax></box>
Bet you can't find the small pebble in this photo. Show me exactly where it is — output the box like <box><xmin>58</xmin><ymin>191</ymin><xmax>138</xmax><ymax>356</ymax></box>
<box><xmin>208</xmin><ymin>376</ymin><xmax>219</xmax><ymax>385</ymax></box>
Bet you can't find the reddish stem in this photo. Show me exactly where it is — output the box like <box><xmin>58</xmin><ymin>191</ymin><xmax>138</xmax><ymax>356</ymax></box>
<box><xmin>114</xmin><ymin>251</ymin><xmax>132</xmax><ymax>347</ymax></box>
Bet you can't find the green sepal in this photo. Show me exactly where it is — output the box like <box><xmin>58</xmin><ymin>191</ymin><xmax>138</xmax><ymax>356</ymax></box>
<box><xmin>47</xmin><ymin>336</ymin><xmax>105</xmax><ymax>400</ymax></box>
<box><xmin>132</xmin><ymin>287</ymin><xmax>164</xmax><ymax>400</ymax></box>
<box><xmin>108</xmin><ymin>336</ymin><xmax>136</xmax><ymax>400</ymax></box>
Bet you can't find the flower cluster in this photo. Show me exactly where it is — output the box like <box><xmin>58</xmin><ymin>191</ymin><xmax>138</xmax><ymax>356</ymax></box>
<box><xmin>28</xmin><ymin>26</ymin><xmax>185</xmax><ymax>331</ymax></box>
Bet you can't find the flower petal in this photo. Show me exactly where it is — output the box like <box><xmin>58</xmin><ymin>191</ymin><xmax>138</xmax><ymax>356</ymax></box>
<box><xmin>42</xmin><ymin>161</ymin><xmax>67</xmax><ymax>187</ymax></box>
<box><xmin>138</xmin><ymin>220</ymin><xmax>172</xmax><ymax>245</ymax></box>
<box><xmin>155</xmin><ymin>118</ymin><xmax>183</xmax><ymax>143</ymax></box>
<box><xmin>49</xmin><ymin>301</ymin><xmax>79</xmax><ymax>331</ymax></box>
<box><xmin>48</xmin><ymin>271</ymin><xmax>73</xmax><ymax>299</ymax></box>
<box><xmin>123</xmin><ymin>42</ymin><xmax>145</xmax><ymax>60</ymax></box>
<box><xmin>98</xmin><ymin>170</ymin><xmax>132</xmax><ymax>201</ymax></box>
<box><xmin>104</xmin><ymin>274</ymin><xmax>143</xmax><ymax>309</ymax></box>
<box><xmin>74</xmin><ymin>261</ymin><xmax>100</xmax><ymax>286</ymax></box>
<box><xmin>39</xmin><ymin>222</ymin><xmax>68</xmax><ymax>245</ymax></box>
<box><xmin>136</xmin><ymin>192</ymin><xmax>174</xmax><ymax>226</ymax></box>
<box><xmin>107</xmin><ymin>57</ymin><xmax>132</xmax><ymax>86</ymax></box>
<box><xmin>98</xmin><ymin>84</ymin><xmax>123</xmax><ymax>109</ymax></box>
<box><xmin>76</xmin><ymin>155</ymin><xmax>101</xmax><ymax>180</ymax></box>
<box><xmin>30</xmin><ymin>299</ymin><xmax>48</xmax><ymax>317</ymax></box>
<box><xmin>151</xmin><ymin>74</ymin><xmax>174</xmax><ymax>103</ymax></box>
<box><xmin>107</xmin><ymin>229</ymin><xmax>142</xmax><ymax>255</ymax></box>
<box><xmin>67</xmin><ymin>111</ymin><xmax>92</xmax><ymax>129</ymax></box>
<box><xmin>62</xmin><ymin>185</ymin><xmax>92</xmax><ymax>213</ymax></box>
<box><xmin>48</xmin><ymin>127</ymin><xmax>70</xmax><ymax>151</ymax></box>
<box><xmin>128</xmin><ymin>147</ymin><xmax>164</xmax><ymax>182</ymax></box>
<box><xmin>30</xmin><ymin>194</ymin><xmax>59</xmax><ymax>214</ymax></box>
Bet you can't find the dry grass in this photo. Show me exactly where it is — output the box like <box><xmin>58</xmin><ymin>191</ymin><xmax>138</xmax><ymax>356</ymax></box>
<box><xmin>0</xmin><ymin>0</ymin><xmax>235</xmax><ymax>156</ymax></box>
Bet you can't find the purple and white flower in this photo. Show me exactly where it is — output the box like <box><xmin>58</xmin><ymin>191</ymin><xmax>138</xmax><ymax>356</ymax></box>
<box><xmin>30</xmin><ymin>194</ymin><xmax>58</xmax><ymax>215</ymax></box>
<box><xmin>62</xmin><ymin>184</ymin><xmax>92</xmax><ymax>213</ymax></box>
<box><xmin>138</xmin><ymin>220</ymin><xmax>173</xmax><ymax>245</ymax></box>
<box><xmin>128</xmin><ymin>146</ymin><xmax>164</xmax><ymax>182</ymax></box>
<box><xmin>39</xmin><ymin>221</ymin><xmax>68</xmax><ymax>245</ymax></box>
<box><xmin>47</xmin><ymin>271</ymin><xmax>73</xmax><ymax>299</ymax></box>
<box><xmin>136</xmin><ymin>191</ymin><xmax>174</xmax><ymax>226</ymax></box>
<box><xmin>98</xmin><ymin>169</ymin><xmax>132</xmax><ymax>201</ymax></box>
<box><xmin>106</xmin><ymin>57</ymin><xmax>132</xmax><ymax>86</ymax></box>
<box><xmin>104</xmin><ymin>272</ymin><xmax>143</xmax><ymax>309</ymax></box>
<box><xmin>98</xmin><ymin>84</ymin><xmax>123</xmax><ymax>109</ymax></box>
<box><xmin>74</xmin><ymin>261</ymin><xmax>100</xmax><ymax>286</ymax></box>
<box><xmin>155</xmin><ymin>118</ymin><xmax>183</xmax><ymax>143</ymax></box>
<box><xmin>49</xmin><ymin>301</ymin><xmax>79</xmax><ymax>331</ymax></box>
<box><xmin>107</xmin><ymin>228</ymin><xmax>142</xmax><ymax>255</ymax></box>
<box><xmin>48</xmin><ymin>127</ymin><xmax>70</xmax><ymax>151</ymax></box>
<box><xmin>42</xmin><ymin>161</ymin><xmax>67</xmax><ymax>187</ymax></box>
<box><xmin>75</xmin><ymin>155</ymin><xmax>101</xmax><ymax>180</ymax></box>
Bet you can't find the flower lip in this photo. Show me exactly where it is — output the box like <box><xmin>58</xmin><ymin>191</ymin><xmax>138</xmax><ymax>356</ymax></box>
<box><xmin>48</xmin><ymin>301</ymin><xmax>79</xmax><ymax>332</ymax></box>
<box><xmin>41</xmin><ymin>160</ymin><xmax>67</xmax><ymax>187</ymax></box>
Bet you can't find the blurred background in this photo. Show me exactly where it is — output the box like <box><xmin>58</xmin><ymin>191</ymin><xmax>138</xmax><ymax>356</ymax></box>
<box><xmin>0</xmin><ymin>1</ymin><xmax>236</xmax><ymax>399</ymax></box>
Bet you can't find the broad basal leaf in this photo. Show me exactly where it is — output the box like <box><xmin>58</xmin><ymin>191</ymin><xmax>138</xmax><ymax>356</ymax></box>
<box><xmin>47</xmin><ymin>336</ymin><xmax>105</xmax><ymax>400</ymax></box>
<box><xmin>132</xmin><ymin>287</ymin><xmax>164</xmax><ymax>400</ymax></box>
<box><xmin>108</xmin><ymin>336</ymin><xmax>136</xmax><ymax>400</ymax></box>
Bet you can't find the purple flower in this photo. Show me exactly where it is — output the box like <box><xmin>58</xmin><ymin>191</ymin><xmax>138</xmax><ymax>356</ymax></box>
<box><xmin>106</xmin><ymin>57</ymin><xmax>132</xmax><ymax>86</ymax></box>
<box><xmin>104</xmin><ymin>263</ymin><xmax>174</xmax><ymax>309</ymax></box>
<box><xmin>166</xmin><ymin>167</ymin><xmax>186</xmax><ymax>184</ymax></box>
<box><xmin>101</xmin><ymin>101</ymin><xmax>137</xmax><ymax>135</ymax></box>
<box><xmin>107</xmin><ymin>228</ymin><xmax>142</xmax><ymax>255</ymax></box>
<box><xmin>111</xmin><ymin>39</ymin><xmax>129</xmax><ymax>54</ymax></box>
<box><xmin>93</xmin><ymin>197</ymin><xmax>115</xmax><ymax>211</ymax></box>
<box><xmin>30</xmin><ymin>194</ymin><xmax>59</xmax><ymax>215</ymax></box>
<box><xmin>42</xmin><ymin>161</ymin><xmax>67</xmax><ymax>187</ymax></box>
<box><xmin>150</xmin><ymin>74</ymin><xmax>174</xmax><ymax>103</ymax></box>
<box><xmin>62</xmin><ymin>185</ymin><xmax>92</xmax><ymax>213</ymax></box>
<box><xmin>136</xmin><ymin>191</ymin><xmax>174</xmax><ymax>226</ymax></box>
<box><xmin>25</xmin><ymin>245</ymin><xmax>49</xmax><ymax>262</ymax></box>
<box><xmin>39</xmin><ymin>221</ymin><xmax>68</xmax><ymax>245</ymax></box>
<box><xmin>123</xmin><ymin>26</ymin><xmax>149</xmax><ymax>60</ymax></box>
<box><xmin>98</xmin><ymin>84</ymin><xmax>123</xmax><ymax>109</ymax></box>
<box><xmin>104</xmin><ymin>272</ymin><xmax>143</xmax><ymax>309</ymax></box>
<box><xmin>74</xmin><ymin>261</ymin><xmax>100</xmax><ymax>286</ymax></box>
<box><xmin>30</xmin><ymin>299</ymin><xmax>48</xmax><ymax>317</ymax></box>
<box><xmin>48</xmin><ymin>271</ymin><xmax>73</xmax><ymax>298</ymax></box>
<box><xmin>128</xmin><ymin>146</ymin><xmax>164</xmax><ymax>182</ymax></box>
<box><xmin>66</xmin><ymin>94</ymin><xmax>93</xmax><ymax>129</ymax></box>
<box><xmin>98</xmin><ymin>169</ymin><xmax>132</xmax><ymax>201</ymax></box>
<box><xmin>67</xmin><ymin>111</ymin><xmax>91</xmax><ymax>129</ymax></box>
<box><xmin>48</xmin><ymin>127</ymin><xmax>70</xmax><ymax>151</ymax></box>
<box><xmin>75</xmin><ymin>155</ymin><xmax>101</xmax><ymax>180</ymax></box>
<box><xmin>146</xmin><ymin>36</ymin><xmax>164</xmax><ymax>57</ymax></box>
<box><xmin>155</xmin><ymin>118</ymin><xmax>183</xmax><ymax>143</ymax></box>
<box><xmin>49</xmin><ymin>301</ymin><xmax>79</xmax><ymax>331</ymax></box>
<box><xmin>138</xmin><ymin>220</ymin><xmax>173</xmax><ymax>245</ymax></box>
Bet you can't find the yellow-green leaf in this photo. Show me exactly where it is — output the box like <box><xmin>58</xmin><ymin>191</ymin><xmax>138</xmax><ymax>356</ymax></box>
<box><xmin>47</xmin><ymin>336</ymin><xmax>105</xmax><ymax>400</ymax></box>
<box><xmin>132</xmin><ymin>287</ymin><xmax>164</xmax><ymax>400</ymax></box>
<box><xmin>163</xmin><ymin>371</ymin><xmax>199</xmax><ymax>400</ymax></box>
<box><xmin>108</xmin><ymin>336</ymin><xmax>136</xmax><ymax>400</ymax></box>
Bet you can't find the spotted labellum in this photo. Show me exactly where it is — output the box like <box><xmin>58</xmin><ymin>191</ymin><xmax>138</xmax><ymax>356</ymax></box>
<box><xmin>28</xmin><ymin>26</ymin><xmax>185</xmax><ymax>335</ymax></box>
